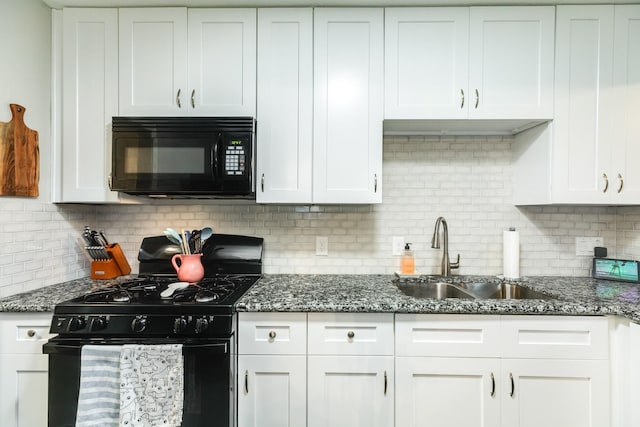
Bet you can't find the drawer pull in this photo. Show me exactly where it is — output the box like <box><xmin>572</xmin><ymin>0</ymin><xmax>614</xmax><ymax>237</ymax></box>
<box><xmin>191</xmin><ymin>89</ymin><xmax>195</xmax><ymax>109</ymax></box>
<box><xmin>603</xmin><ymin>173</ymin><xmax>609</xmax><ymax>193</ymax></box>
<box><xmin>475</xmin><ymin>88</ymin><xmax>479</xmax><ymax>109</ymax></box>
<box><xmin>460</xmin><ymin>89</ymin><xmax>465</xmax><ymax>109</ymax></box>
<box><xmin>268</xmin><ymin>330</ymin><xmax>276</xmax><ymax>340</ymax></box>
<box><xmin>509</xmin><ymin>372</ymin><xmax>515</xmax><ymax>397</ymax></box>
<box><xmin>176</xmin><ymin>89</ymin><xmax>182</xmax><ymax>108</ymax></box>
<box><xmin>618</xmin><ymin>173</ymin><xmax>624</xmax><ymax>193</ymax></box>
<box><xmin>347</xmin><ymin>331</ymin><xmax>355</xmax><ymax>339</ymax></box>
<box><xmin>244</xmin><ymin>370</ymin><xmax>249</xmax><ymax>394</ymax></box>
<box><xmin>490</xmin><ymin>372</ymin><xmax>495</xmax><ymax>397</ymax></box>
<box><xmin>27</xmin><ymin>329</ymin><xmax>36</xmax><ymax>338</ymax></box>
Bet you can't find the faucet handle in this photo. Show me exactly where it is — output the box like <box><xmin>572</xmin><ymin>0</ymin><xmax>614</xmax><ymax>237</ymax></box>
<box><xmin>450</xmin><ymin>254</ymin><xmax>461</xmax><ymax>270</ymax></box>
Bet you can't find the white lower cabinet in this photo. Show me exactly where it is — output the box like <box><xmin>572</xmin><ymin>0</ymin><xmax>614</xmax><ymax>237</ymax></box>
<box><xmin>238</xmin><ymin>313</ymin><xmax>611</xmax><ymax>427</ymax></box>
<box><xmin>395</xmin><ymin>314</ymin><xmax>610</xmax><ymax>427</ymax></box>
<box><xmin>238</xmin><ymin>355</ymin><xmax>306</xmax><ymax>427</ymax></box>
<box><xmin>308</xmin><ymin>356</ymin><xmax>393</xmax><ymax>427</ymax></box>
<box><xmin>501</xmin><ymin>358</ymin><xmax>609</xmax><ymax>427</ymax></box>
<box><xmin>0</xmin><ymin>313</ymin><xmax>53</xmax><ymax>427</ymax></box>
<box><xmin>396</xmin><ymin>357</ymin><xmax>500</xmax><ymax>427</ymax></box>
<box><xmin>238</xmin><ymin>312</ymin><xmax>307</xmax><ymax>427</ymax></box>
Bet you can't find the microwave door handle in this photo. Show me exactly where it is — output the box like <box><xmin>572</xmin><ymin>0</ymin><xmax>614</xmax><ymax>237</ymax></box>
<box><xmin>212</xmin><ymin>132</ymin><xmax>222</xmax><ymax>178</ymax></box>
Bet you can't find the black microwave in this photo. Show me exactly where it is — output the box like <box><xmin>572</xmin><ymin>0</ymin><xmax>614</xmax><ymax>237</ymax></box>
<box><xmin>110</xmin><ymin>116</ymin><xmax>255</xmax><ymax>198</ymax></box>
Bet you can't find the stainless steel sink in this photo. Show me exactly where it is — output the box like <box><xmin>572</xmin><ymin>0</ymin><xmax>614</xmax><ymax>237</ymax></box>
<box><xmin>457</xmin><ymin>282</ymin><xmax>552</xmax><ymax>300</ymax></box>
<box><xmin>396</xmin><ymin>278</ymin><xmax>552</xmax><ymax>300</ymax></box>
<box><xmin>396</xmin><ymin>282</ymin><xmax>475</xmax><ymax>299</ymax></box>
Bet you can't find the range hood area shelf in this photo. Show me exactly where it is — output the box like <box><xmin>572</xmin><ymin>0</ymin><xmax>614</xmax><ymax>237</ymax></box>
<box><xmin>383</xmin><ymin>119</ymin><xmax>551</xmax><ymax>136</ymax></box>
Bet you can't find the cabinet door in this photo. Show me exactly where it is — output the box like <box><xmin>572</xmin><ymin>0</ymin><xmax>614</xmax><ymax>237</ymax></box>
<box><xmin>552</xmin><ymin>6</ymin><xmax>615</xmax><ymax>203</ymax></box>
<box><xmin>396</xmin><ymin>357</ymin><xmax>500</xmax><ymax>427</ymax></box>
<box><xmin>0</xmin><ymin>354</ymin><xmax>48</xmax><ymax>427</ymax></box>
<box><xmin>612</xmin><ymin>6</ymin><xmax>640</xmax><ymax>203</ymax></box>
<box><xmin>119</xmin><ymin>8</ymin><xmax>188</xmax><ymax>115</ymax></box>
<box><xmin>238</xmin><ymin>355</ymin><xmax>306</xmax><ymax>427</ymax></box>
<box><xmin>313</xmin><ymin>8</ymin><xmax>384</xmax><ymax>204</ymax></box>
<box><xmin>469</xmin><ymin>7</ymin><xmax>554</xmax><ymax>119</ymax></box>
<box><xmin>256</xmin><ymin>8</ymin><xmax>313</xmax><ymax>203</ymax></box>
<box><xmin>384</xmin><ymin>8</ymin><xmax>469</xmax><ymax>119</ymax></box>
<box><xmin>188</xmin><ymin>9</ymin><xmax>256</xmax><ymax>116</ymax></box>
<box><xmin>501</xmin><ymin>359</ymin><xmax>610</xmax><ymax>427</ymax></box>
<box><xmin>61</xmin><ymin>8</ymin><xmax>119</xmax><ymax>203</ymax></box>
<box><xmin>308</xmin><ymin>356</ymin><xmax>393</xmax><ymax>427</ymax></box>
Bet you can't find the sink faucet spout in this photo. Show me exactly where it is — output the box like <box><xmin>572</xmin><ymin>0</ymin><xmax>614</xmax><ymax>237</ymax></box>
<box><xmin>431</xmin><ymin>216</ymin><xmax>460</xmax><ymax>276</ymax></box>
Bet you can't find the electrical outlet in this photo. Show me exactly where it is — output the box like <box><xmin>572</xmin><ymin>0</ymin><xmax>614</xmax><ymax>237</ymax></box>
<box><xmin>316</xmin><ymin>236</ymin><xmax>328</xmax><ymax>256</ymax></box>
<box><xmin>392</xmin><ymin>236</ymin><xmax>405</xmax><ymax>256</ymax></box>
<box><xmin>575</xmin><ymin>237</ymin><xmax>604</xmax><ymax>256</ymax></box>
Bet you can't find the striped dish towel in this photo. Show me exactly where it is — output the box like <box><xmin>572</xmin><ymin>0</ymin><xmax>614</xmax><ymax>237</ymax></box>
<box><xmin>75</xmin><ymin>345</ymin><xmax>122</xmax><ymax>427</ymax></box>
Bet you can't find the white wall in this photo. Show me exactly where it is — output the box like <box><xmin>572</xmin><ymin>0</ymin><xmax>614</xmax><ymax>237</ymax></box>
<box><xmin>0</xmin><ymin>0</ymin><xmax>96</xmax><ymax>297</ymax></box>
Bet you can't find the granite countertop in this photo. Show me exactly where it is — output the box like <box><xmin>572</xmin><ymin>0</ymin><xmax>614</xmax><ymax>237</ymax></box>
<box><xmin>2</xmin><ymin>274</ymin><xmax>640</xmax><ymax>323</ymax></box>
<box><xmin>235</xmin><ymin>274</ymin><xmax>640</xmax><ymax>322</ymax></box>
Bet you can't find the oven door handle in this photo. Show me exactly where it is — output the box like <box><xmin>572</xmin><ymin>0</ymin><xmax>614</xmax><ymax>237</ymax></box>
<box><xmin>43</xmin><ymin>341</ymin><xmax>228</xmax><ymax>355</ymax></box>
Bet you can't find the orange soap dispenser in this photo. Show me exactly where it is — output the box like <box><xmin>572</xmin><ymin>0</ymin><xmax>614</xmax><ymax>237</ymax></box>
<box><xmin>401</xmin><ymin>243</ymin><xmax>415</xmax><ymax>274</ymax></box>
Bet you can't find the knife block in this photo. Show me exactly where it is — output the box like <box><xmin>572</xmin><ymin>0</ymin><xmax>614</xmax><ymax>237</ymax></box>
<box><xmin>91</xmin><ymin>243</ymin><xmax>132</xmax><ymax>279</ymax></box>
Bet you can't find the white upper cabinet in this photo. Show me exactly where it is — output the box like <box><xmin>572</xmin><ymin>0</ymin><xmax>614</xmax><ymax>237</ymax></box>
<box><xmin>188</xmin><ymin>9</ymin><xmax>256</xmax><ymax>116</ymax></box>
<box><xmin>385</xmin><ymin>8</ymin><xmax>469</xmax><ymax>119</ymax></box>
<box><xmin>514</xmin><ymin>5</ymin><xmax>639</xmax><ymax>205</ymax></box>
<box><xmin>256</xmin><ymin>8</ymin><xmax>313</xmax><ymax>204</ymax></box>
<box><xmin>119</xmin><ymin>8</ymin><xmax>256</xmax><ymax>116</ymax></box>
<box><xmin>313</xmin><ymin>8</ymin><xmax>384</xmax><ymax>204</ymax></box>
<box><xmin>385</xmin><ymin>6</ymin><xmax>554</xmax><ymax>121</ymax></box>
<box><xmin>60</xmin><ymin>8</ymin><xmax>119</xmax><ymax>203</ymax></box>
<box><xmin>119</xmin><ymin>8</ymin><xmax>188</xmax><ymax>115</ymax></box>
<box><xmin>612</xmin><ymin>6</ymin><xmax>640</xmax><ymax>203</ymax></box>
<box><xmin>468</xmin><ymin>7</ymin><xmax>554</xmax><ymax>119</ymax></box>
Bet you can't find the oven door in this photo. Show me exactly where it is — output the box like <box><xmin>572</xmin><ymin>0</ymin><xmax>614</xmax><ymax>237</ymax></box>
<box><xmin>43</xmin><ymin>336</ymin><xmax>234</xmax><ymax>427</ymax></box>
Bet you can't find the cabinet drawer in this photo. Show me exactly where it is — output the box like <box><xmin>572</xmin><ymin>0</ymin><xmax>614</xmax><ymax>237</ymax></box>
<box><xmin>308</xmin><ymin>313</ymin><xmax>394</xmax><ymax>356</ymax></box>
<box><xmin>500</xmin><ymin>315</ymin><xmax>609</xmax><ymax>359</ymax></box>
<box><xmin>396</xmin><ymin>314</ymin><xmax>501</xmax><ymax>357</ymax></box>
<box><xmin>0</xmin><ymin>313</ymin><xmax>54</xmax><ymax>354</ymax></box>
<box><xmin>238</xmin><ymin>312</ymin><xmax>306</xmax><ymax>355</ymax></box>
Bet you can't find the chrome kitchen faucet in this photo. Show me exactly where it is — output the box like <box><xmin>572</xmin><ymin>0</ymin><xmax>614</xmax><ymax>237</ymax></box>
<box><xmin>431</xmin><ymin>216</ymin><xmax>460</xmax><ymax>276</ymax></box>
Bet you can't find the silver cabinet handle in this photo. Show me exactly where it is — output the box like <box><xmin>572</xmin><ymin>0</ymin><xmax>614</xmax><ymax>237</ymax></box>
<box><xmin>618</xmin><ymin>173</ymin><xmax>624</xmax><ymax>193</ymax></box>
<box><xmin>509</xmin><ymin>372</ymin><xmax>515</xmax><ymax>397</ymax></box>
<box><xmin>107</xmin><ymin>174</ymin><xmax>113</xmax><ymax>191</ymax></box>
<box><xmin>374</xmin><ymin>174</ymin><xmax>378</xmax><ymax>193</ymax></box>
<box><xmin>347</xmin><ymin>331</ymin><xmax>355</xmax><ymax>339</ymax></box>
<box><xmin>268</xmin><ymin>330</ymin><xmax>276</xmax><ymax>340</ymax></box>
<box><xmin>27</xmin><ymin>329</ymin><xmax>36</xmax><ymax>338</ymax></box>
<box><xmin>475</xmin><ymin>89</ymin><xmax>479</xmax><ymax>109</ymax></box>
<box><xmin>176</xmin><ymin>89</ymin><xmax>182</xmax><ymax>108</ymax></box>
<box><xmin>244</xmin><ymin>370</ymin><xmax>249</xmax><ymax>394</ymax></box>
<box><xmin>261</xmin><ymin>174</ymin><xmax>265</xmax><ymax>192</ymax></box>
<box><xmin>460</xmin><ymin>89</ymin><xmax>465</xmax><ymax>109</ymax></box>
<box><xmin>490</xmin><ymin>372</ymin><xmax>495</xmax><ymax>397</ymax></box>
<box><xmin>191</xmin><ymin>89</ymin><xmax>195</xmax><ymax>109</ymax></box>
<box><xmin>384</xmin><ymin>370</ymin><xmax>388</xmax><ymax>395</ymax></box>
<box><xmin>603</xmin><ymin>173</ymin><xmax>609</xmax><ymax>193</ymax></box>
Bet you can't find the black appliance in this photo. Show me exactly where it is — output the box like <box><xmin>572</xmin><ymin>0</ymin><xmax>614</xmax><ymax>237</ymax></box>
<box><xmin>110</xmin><ymin>116</ymin><xmax>256</xmax><ymax>198</ymax></box>
<box><xmin>43</xmin><ymin>234</ymin><xmax>263</xmax><ymax>427</ymax></box>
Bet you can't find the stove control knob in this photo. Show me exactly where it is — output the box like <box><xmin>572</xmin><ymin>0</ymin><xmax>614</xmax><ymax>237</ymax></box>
<box><xmin>173</xmin><ymin>317</ymin><xmax>188</xmax><ymax>334</ymax></box>
<box><xmin>131</xmin><ymin>316</ymin><xmax>148</xmax><ymax>333</ymax></box>
<box><xmin>195</xmin><ymin>318</ymin><xmax>209</xmax><ymax>334</ymax></box>
<box><xmin>68</xmin><ymin>316</ymin><xmax>87</xmax><ymax>332</ymax></box>
<box><xmin>91</xmin><ymin>316</ymin><xmax>108</xmax><ymax>331</ymax></box>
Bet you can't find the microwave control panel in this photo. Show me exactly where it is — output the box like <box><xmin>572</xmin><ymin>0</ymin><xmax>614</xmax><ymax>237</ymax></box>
<box><xmin>224</xmin><ymin>138</ymin><xmax>248</xmax><ymax>176</ymax></box>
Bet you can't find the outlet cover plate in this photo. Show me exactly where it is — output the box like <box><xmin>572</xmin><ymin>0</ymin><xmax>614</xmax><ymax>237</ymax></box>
<box><xmin>316</xmin><ymin>236</ymin><xmax>328</xmax><ymax>256</ymax></box>
<box><xmin>392</xmin><ymin>236</ymin><xmax>404</xmax><ymax>256</ymax></box>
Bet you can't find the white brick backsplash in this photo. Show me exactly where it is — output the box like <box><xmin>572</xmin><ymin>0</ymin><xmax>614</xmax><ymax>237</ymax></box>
<box><xmin>3</xmin><ymin>135</ymin><xmax>640</xmax><ymax>296</ymax></box>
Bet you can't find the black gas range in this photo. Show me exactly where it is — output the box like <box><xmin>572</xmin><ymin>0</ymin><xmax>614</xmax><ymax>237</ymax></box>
<box><xmin>44</xmin><ymin>233</ymin><xmax>263</xmax><ymax>427</ymax></box>
<box><xmin>49</xmin><ymin>234</ymin><xmax>263</xmax><ymax>339</ymax></box>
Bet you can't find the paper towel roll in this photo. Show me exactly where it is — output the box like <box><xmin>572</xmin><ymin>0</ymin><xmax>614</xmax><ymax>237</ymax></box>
<box><xmin>503</xmin><ymin>228</ymin><xmax>520</xmax><ymax>279</ymax></box>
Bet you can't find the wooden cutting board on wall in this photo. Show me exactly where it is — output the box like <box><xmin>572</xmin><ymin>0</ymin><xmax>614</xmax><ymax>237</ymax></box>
<box><xmin>0</xmin><ymin>104</ymin><xmax>39</xmax><ymax>197</ymax></box>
